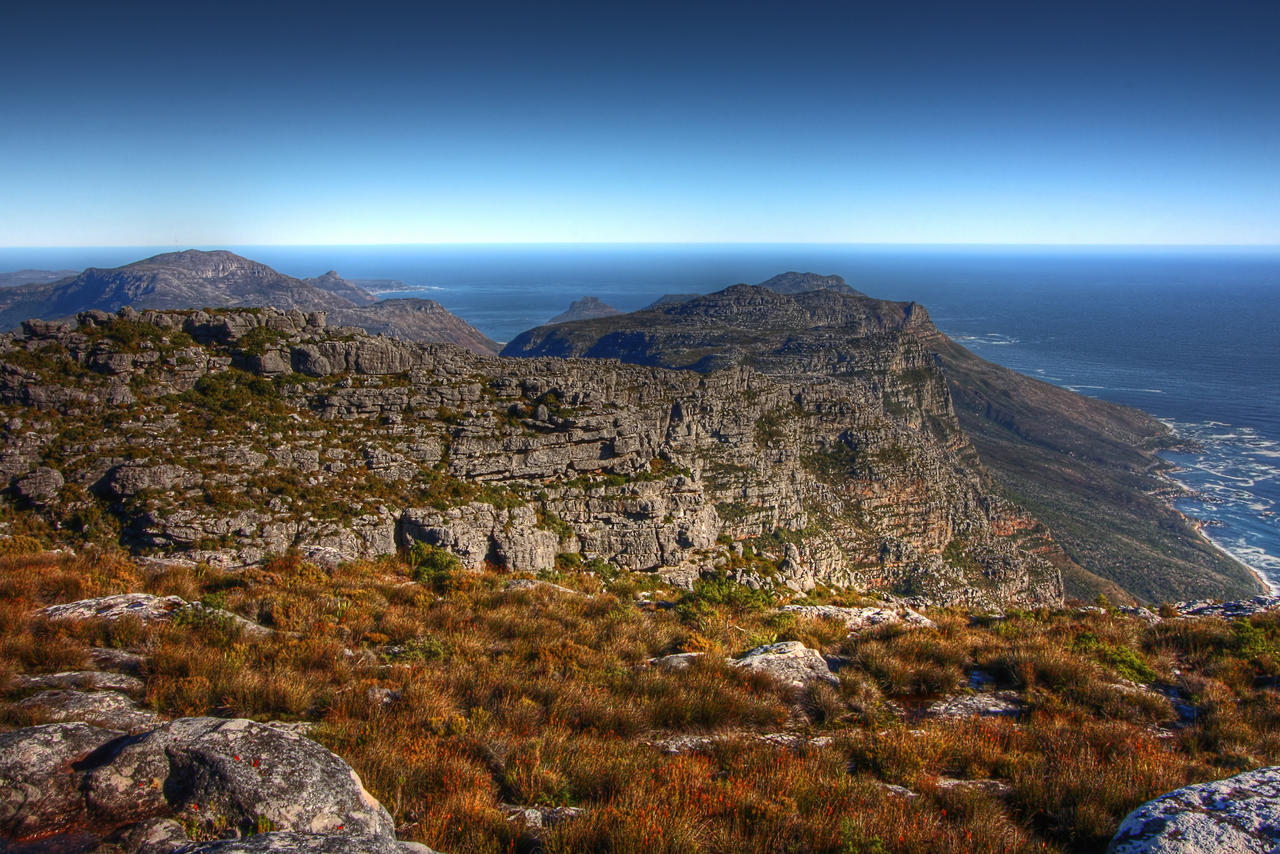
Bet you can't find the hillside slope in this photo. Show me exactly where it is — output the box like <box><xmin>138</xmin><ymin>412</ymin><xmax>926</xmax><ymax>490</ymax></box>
<box><xmin>503</xmin><ymin>273</ymin><xmax>1258</xmax><ymax>602</ymax></box>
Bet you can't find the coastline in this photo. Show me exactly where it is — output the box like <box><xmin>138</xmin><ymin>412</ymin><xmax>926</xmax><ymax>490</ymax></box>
<box><xmin>1153</xmin><ymin>419</ymin><xmax>1277</xmax><ymax>596</ymax></box>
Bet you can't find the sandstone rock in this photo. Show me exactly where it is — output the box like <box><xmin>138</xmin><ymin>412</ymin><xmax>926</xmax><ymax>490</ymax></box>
<box><xmin>13</xmin><ymin>670</ymin><xmax>144</xmax><ymax>694</ymax></box>
<box><xmin>83</xmin><ymin>717</ymin><xmax>395</xmax><ymax>839</ymax></box>
<box><xmin>503</xmin><ymin>578</ymin><xmax>582</xmax><ymax>596</ymax></box>
<box><xmin>1108</xmin><ymin>766</ymin><xmax>1280</xmax><ymax>853</ymax></box>
<box><xmin>502</xmin><ymin>803</ymin><xmax>585</xmax><ymax>830</ymax></box>
<box><xmin>780</xmin><ymin>603</ymin><xmax>935</xmax><ymax>632</ymax></box>
<box><xmin>924</xmin><ymin>691</ymin><xmax>1022</xmax><ymax>720</ymax></box>
<box><xmin>39</xmin><ymin>593</ymin><xmax>271</xmax><ymax>637</ymax></box>
<box><xmin>40</xmin><ymin>592</ymin><xmax>188</xmax><ymax>623</ymax></box>
<box><xmin>14</xmin><ymin>466</ymin><xmax>63</xmax><ymax>504</ymax></box>
<box><xmin>184</xmin><ymin>832</ymin><xmax>416</xmax><ymax>853</ymax></box>
<box><xmin>935</xmin><ymin>777</ymin><xmax>1012</xmax><ymax>797</ymax></box>
<box><xmin>16</xmin><ymin>688</ymin><xmax>161</xmax><ymax>732</ymax></box>
<box><xmin>0</xmin><ymin>721</ymin><xmax>125</xmax><ymax>841</ymax></box>
<box><xmin>649</xmin><ymin>652</ymin><xmax>705</xmax><ymax>671</ymax></box>
<box><xmin>1173</xmin><ymin>596</ymin><xmax>1280</xmax><ymax>620</ymax></box>
<box><xmin>728</xmin><ymin>642</ymin><xmax>838</xmax><ymax>689</ymax></box>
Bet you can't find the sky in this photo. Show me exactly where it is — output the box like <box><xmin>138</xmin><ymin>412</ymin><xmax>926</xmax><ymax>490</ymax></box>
<box><xmin>2</xmin><ymin>0</ymin><xmax>1278</xmax><ymax>246</ymax></box>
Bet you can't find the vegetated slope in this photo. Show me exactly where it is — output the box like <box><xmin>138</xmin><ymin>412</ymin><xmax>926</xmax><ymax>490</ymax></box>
<box><xmin>0</xmin><ymin>306</ymin><xmax>1062</xmax><ymax>608</ymax></box>
<box><xmin>548</xmin><ymin>296</ymin><xmax>623</xmax><ymax>324</ymax></box>
<box><xmin>2</xmin><ymin>544</ymin><xmax>1279</xmax><ymax>854</ymax></box>
<box><xmin>502</xmin><ymin>272</ymin><xmax>1259</xmax><ymax>603</ymax></box>
<box><xmin>926</xmin><ymin>332</ymin><xmax>1256</xmax><ymax>602</ymax></box>
<box><xmin>0</xmin><ymin>269</ymin><xmax>78</xmax><ymax>288</ymax></box>
<box><xmin>0</xmin><ymin>250</ymin><xmax>498</xmax><ymax>354</ymax></box>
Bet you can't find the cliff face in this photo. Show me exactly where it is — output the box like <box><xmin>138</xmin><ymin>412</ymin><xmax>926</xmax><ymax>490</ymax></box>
<box><xmin>0</xmin><ymin>306</ymin><xmax>1062</xmax><ymax>608</ymax></box>
<box><xmin>0</xmin><ymin>250</ymin><xmax>499</xmax><ymax>355</ymax></box>
<box><xmin>504</xmin><ymin>273</ymin><xmax>1260</xmax><ymax>603</ymax></box>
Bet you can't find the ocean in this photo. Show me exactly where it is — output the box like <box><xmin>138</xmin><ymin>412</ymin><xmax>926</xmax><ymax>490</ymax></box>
<box><xmin>3</xmin><ymin>244</ymin><xmax>1277</xmax><ymax>588</ymax></box>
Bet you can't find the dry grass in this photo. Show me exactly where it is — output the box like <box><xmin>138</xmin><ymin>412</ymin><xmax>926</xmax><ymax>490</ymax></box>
<box><xmin>2</xmin><ymin>547</ymin><xmax>1279</xmax><ymax>853</ymax></box>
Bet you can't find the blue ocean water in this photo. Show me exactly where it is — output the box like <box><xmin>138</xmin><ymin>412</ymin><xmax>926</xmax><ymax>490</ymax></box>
<box><xmin>3</xmin><ymin>244</ymin><xmax>1277</xmax><ymax>588</ymax></box>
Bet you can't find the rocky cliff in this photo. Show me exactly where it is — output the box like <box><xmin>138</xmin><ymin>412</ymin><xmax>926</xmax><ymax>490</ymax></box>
<box><xmin>0</xmin><ymin>305</ymin><xmax>1062</xmax><ymax>608</ymax></box>
<box><xmin>0</xmin><ymin>250</ymin><xmax>499</xmax><ymax>355</ymax></box>
<box><xmin>548</xmin><ymin>297</ymin><xmax>622</xmax><ymax>324</ymax></box>
<box><xmin>502</xmin><ymin>273</ymin><xmax>1259</xmax><ymax>603</ymax></box>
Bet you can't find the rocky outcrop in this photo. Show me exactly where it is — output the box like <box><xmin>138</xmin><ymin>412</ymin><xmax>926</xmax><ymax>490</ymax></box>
<box><xmin>40</xmin><ymin>593</ymin><xmax>272</xmax><ymax>637</ymax></box>
<box><xmin>1107</xmin><ymin>766</ymin><xmax>1280</xmax><ymax>853</ymax></box>
<box><xmin>0</xmin><ymin>304</ymin><xmax>1065</xmax><ymax>607</ymax></box>
<box><xmin>729</xmin><ymin>642</ymin><xmax>838</xmax><ymax>689</ymax></box>
<box><xmin>548</xmin><ymin>297</ymin><xmax>622</xmax><ymax>324</ymax></box>
<box><xmin>502</xmin><ymin>271</ymin><xmax>1258</xmax><ymax>604</ymax></box>
<box><xmin>0</xmin><ymin>717</ymin><xmax>406</xmax><ymax>853</ymax></box>
<box><xmin>780</xmin><ymin>603</ymin><xmax>935</xmax><ymax>631</ymax></box>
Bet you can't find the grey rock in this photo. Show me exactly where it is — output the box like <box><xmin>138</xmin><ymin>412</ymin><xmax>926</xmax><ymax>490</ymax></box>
<box><xmin>182</xmin><ymin>832</ymin><xmax>408</xmax><ymax>854</ymax></box>
<box><xmin>780</xmin><ymin>603</ymin><xmax>935</xmax><ymax>631</ymax></box>
<box><xmin>40</xmin><ymin>593</ymin><xmax>271</xmax><ymax>637</ymax></box>
<box><xmin>16</xmin><ymin>689</ymin><xmax>162</xmax><ymax>732</ymax></box>
<box><xmin>40</xmin><ymin>592</ymin><xmax>189</xmax><ymax>623</ymax></box>
<box><xmin>1173</xmin><ymin>596</ymin><xmax>1280</xmax><ymax>620</ymax></box>
<box><xmin>14</xmin><ymin>466</ymin><xmax>63</xmax><ymax>504</ymax></box>
<box><xmin>503</xmin><ymin>578</ymin><xmax>582</xmax><ymax>596</ymax></box>
<box><xmin>0</xmin><ymin>721</ymin><xmax>125</xmax><ymax>841</ymax></box>
<box><xmin>935</xmin><ymin>777</ymin><xmax>1012</xmax><ymax>797</ymax></box>
<box><xmin>13</xmin><ymin>670</ymin><xmax>144</xmax><ymax>694</ymax></box>
<box><xmin>728</xmin><ymin>642</ymin><xmax>838</xmax><ymax>689</ymax></box>
<box><xmin>83</xmin><ymin>717</ymin><xmax>395</xmax><ymax>839</ymax></box>
<box><xmin>1108</xmin><ymin>766</ymin><xmax>1280</xmax><ymax>853</ymax></box>
<box><xmin>648</xmin><ymin>652</ymin><xmax>705</xmax><ymax>671</ymax></box>
<box><xmin>925</xmin><ymin>691</ymin><xmax>1023</xmax><ymax>720</ymax></box>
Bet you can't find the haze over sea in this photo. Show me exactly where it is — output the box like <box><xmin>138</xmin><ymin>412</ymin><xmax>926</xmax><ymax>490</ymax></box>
<box><xmin>4</xmin><ymin>244</ymin><xmax>1277</xmax><ymax>590</ymax></box>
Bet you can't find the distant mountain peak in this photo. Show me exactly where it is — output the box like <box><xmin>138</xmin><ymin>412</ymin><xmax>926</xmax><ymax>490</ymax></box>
<box><xmin>549</xmin><ymin>296</ymin><xmax>623</xmax><ymax>324</ymax></box>
<box><xmin>754</xmin><ymin>271</ymin><xmax>861</xmax><ymax>296</ymax></box>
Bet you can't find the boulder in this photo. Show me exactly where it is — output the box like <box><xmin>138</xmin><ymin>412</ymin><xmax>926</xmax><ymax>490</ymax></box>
<box><xmin>39</xmin><ymin>593</ymin><xmax>272</xmax><ymax>637</ymax></box>
<box><xmin>13</xmin><ymin>670</ymin><xmax>144</xmax><ymax>694</ymax></box>
<box><xmin>648</xmin><ymin>652</ymin><xmax>705</xmax><ymax>671</ymax></box>
<box><xmin>185</xmin><ymin>832</ymin><xmax>421</xmax><ymax>853</ymax></box>
<box><xmin>728</xmin><ymin>642</ymin><xmax>838</xmax><ymax>689</ymax></box>
<box><xmin>16</xmin><ymin>688</ymin><xmax>162</xmax><ymax>732</ymax></box>
<box><xmin>14</xmin><ymin>466</ymin><xmax>63</xmax><ymax>504</ymax></box>
<box><xmin>0</xmin><ymin>722</ymin><xmax>125</xmax><ymax>841</ymax></box>
<box><xmin>0</xmin><ymin>717</ymin><xmax>399</xmax><ymax>852</ymax></box>
<box><xmin>1108</xmin><ymin>766</ymin><xmax>1280</xmax><ymax>853</ymax></box>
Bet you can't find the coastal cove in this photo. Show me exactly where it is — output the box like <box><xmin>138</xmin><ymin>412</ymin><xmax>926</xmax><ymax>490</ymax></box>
<box><xmin>3</xmin><ymin>244</ymin><xmax>1277</xmax><ymax>588</ymax></box>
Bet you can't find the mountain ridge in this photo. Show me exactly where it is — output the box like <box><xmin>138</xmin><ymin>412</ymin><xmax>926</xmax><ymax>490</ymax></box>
<box><xmin>0</xmin><ymin>250</ymin><xmax>498</xmax><ymax>354</ymax></box>
<box><xmin>503</xmin><ymin>273</ymin><xmax>1257</xmax><ymax>602</ymax></box>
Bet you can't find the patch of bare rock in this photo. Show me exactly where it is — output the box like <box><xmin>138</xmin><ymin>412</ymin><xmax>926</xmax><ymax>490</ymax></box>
<box><xmin>39</xmin><ymin>593</ymin><xmax>272</xmax><ymax>637</ymax></box>
<box><xmin>924</xmin><ymin>691</ymin><xmax>1023</xmax><ymax>720</ymax></box>
<box><xmin>1107</xmin><ymin>766</ymin><xmax>1280</xmax><ymax>853</ymax></box>
<box><xmin>0</xmin><ymin>716</ymin><xmax>433</xmax><ymax>854</ymax></box>
<box><xmin>780</xmin><ymin>603</ymin><xmax>935</xmax><ymax>631</ymax></box>
<box><xmin>728</xmin><ymin>641</ymin><xmax>839</xmax><ymax>689</ymax></box>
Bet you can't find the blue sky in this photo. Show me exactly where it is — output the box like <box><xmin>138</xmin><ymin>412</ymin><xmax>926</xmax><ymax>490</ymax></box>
<box><xmin>2</xmin><ymin>0</ymin><xmax>1277</xmax><ymax>246</ymax></box>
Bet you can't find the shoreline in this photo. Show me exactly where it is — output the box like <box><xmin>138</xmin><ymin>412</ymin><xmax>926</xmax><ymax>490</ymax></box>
<box><xmin>1153</xmin><ymin>418</ymin><xmax>1277</xmax><ymax>596</ymax></box>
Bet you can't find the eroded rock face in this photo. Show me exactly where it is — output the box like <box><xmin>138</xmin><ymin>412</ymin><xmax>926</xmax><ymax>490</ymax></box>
<box><xmin>0</xmin><ymin>717</ymin><xmax>400</xmax><ymax>853</ymax></box>
<box><xmin>729</xmin><ymin>642</ymin><xmax>838</xmax><ymax>689</ymax></box>
<box><xmin>0</xmin><ymin>305</ymin><xmax>1067</xmax><ymax>608</ymax></box>
<box><xmin>1107</xmin><ymin>766</ymin><xmax>1280</xmax><ymax>853</ymax></box>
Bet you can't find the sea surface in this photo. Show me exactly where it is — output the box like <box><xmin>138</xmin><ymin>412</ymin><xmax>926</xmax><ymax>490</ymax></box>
<box><xmin>3</xmin><ymin>244</ymin><xmax>1277</xmax><ymax>589</ymax></box>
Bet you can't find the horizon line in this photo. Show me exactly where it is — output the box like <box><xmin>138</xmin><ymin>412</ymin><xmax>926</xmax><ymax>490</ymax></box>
<box><xmin>3</xmin><ymin>241</ymin><xmax>1280</xmax><ymax>251</ymax></box>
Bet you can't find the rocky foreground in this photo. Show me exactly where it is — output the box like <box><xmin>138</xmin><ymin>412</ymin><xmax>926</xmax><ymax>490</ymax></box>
<box><xmin>2</xmin><ymin>548</ymin><xmax>1280</xmax><ymax>853</ymax></box>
